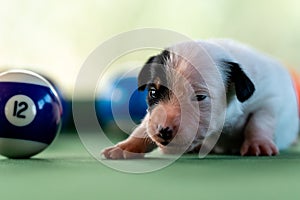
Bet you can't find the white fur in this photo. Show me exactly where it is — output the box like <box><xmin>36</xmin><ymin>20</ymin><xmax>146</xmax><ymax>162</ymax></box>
<box><xmin>211</xmin><ymin>39</ymin><xmax>298</xmax><ymax>151</ymax></box>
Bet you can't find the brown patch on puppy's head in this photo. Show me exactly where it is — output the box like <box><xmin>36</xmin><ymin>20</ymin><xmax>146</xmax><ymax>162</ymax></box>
<box><xmin>153</xmin><ymin>77</ymin><xmax>161</xmax><ymax>90</ymax></box>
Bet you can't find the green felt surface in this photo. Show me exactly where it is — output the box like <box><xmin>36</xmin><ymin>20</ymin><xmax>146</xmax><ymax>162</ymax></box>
<box><xmin>1</xmin><ymin>133</ymin><xmax>300</xmax><ymax>200</ymax></box>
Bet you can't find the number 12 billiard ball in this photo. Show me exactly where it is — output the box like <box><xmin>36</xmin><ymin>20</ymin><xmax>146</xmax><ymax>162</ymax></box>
<box><xmin>0</xmin><ymin>70</ymin><xmax>63</xmax><ymax>159</ymax></box>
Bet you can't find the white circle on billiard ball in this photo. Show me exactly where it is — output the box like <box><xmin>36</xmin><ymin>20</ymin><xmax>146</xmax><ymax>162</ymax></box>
<box><xmin>5</xmin><ymin>95</ymin><xmax>37</xmax><ymax>127</ymax></box>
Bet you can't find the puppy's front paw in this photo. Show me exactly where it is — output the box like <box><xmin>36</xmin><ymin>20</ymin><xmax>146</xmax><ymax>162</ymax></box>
<box><xmin>101</xmin><ymin>143</ymin><xmax>145</xmax><ymax>160</ymax></box>
<box><xmin>240</xmin><ymin>137</ymin><xmax>279</xmax><ymax>156</ymax></box>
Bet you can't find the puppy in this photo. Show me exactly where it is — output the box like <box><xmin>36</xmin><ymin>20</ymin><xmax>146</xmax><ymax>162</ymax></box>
<box><xmin>102</xmin><ymin>39</ymin><xmax>299</xmax><ymax>159</ymax></box>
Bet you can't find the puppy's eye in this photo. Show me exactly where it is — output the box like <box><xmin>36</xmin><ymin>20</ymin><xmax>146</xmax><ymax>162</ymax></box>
<box><xmin>195</xmin><ymin>95</ymin><xmax>207</xmax><ymax>101</ymax></box>
<box><xmin>149</xmin><ymin>88</ymin><xmax>157</xmax><ymax>99</ymax></box>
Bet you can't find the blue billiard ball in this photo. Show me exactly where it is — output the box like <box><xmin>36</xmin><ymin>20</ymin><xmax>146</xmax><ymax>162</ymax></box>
<box><xmin>96</xmin><ymin>76</ymin><xmax>147</xmax><ymax>132</ymax></box>
<box><xmin>0</xmin><ymin>70</ymin><xmax>63</xmax><ymax>158</ymax></box>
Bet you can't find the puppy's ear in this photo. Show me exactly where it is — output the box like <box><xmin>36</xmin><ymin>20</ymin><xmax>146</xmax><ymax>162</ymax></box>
<box><xmin>225</xmin><ymin>61</ymin><xmax>255</xmax><ymax>102</ymax></box>
<box><xmin>138</xmin><ymin>56</ymin><xmax>156</xmax><ymax>91</ymax></box>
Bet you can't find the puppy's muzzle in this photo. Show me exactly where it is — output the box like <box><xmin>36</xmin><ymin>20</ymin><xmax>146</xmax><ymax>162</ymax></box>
<box><xmin>150</xmin><ymin>104</ymin><xmax>180</xmax><ymax>146</ymax></box>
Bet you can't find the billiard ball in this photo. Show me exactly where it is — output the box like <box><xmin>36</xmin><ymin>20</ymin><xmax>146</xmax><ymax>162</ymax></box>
<box><xmin>0</xmin><ymin>70</ymin><xmax>63</xmax><ymax>158</ymax></box>
<box><xmin>34</xmin><ymin>72</ymin><xmax>71</xmax><ymax>131</ymax></box>
<box><xmin>96</xmin><ymin>75</ymin><xmax>147</xmax><ymax>132</ymax></box>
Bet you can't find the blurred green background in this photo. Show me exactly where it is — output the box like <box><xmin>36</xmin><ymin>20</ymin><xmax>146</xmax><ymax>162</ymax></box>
<box><xmin>1</xmin><ymin>0</ymin><xmax>300</xmax><ymax>99</ymax></box>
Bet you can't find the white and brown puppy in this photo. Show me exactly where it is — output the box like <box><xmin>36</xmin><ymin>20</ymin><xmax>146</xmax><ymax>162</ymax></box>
<box><xmin>102</xmin><ymin>39</ymin><xmax>299</xmax><ymax>159</ymax></box>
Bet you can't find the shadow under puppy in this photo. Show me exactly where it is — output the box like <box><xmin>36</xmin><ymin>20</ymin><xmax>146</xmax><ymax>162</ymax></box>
<box><xmin>102</xmin><ymin>39</ymin><xmax>299</xmax><ymax>159</ymax></box>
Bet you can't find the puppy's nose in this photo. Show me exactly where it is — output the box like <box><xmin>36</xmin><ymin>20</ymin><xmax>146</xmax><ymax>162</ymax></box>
<box><xmin>158</xmin><ymin>126</ymin><xmax>173</xmax><ymax>140</ymax></box>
